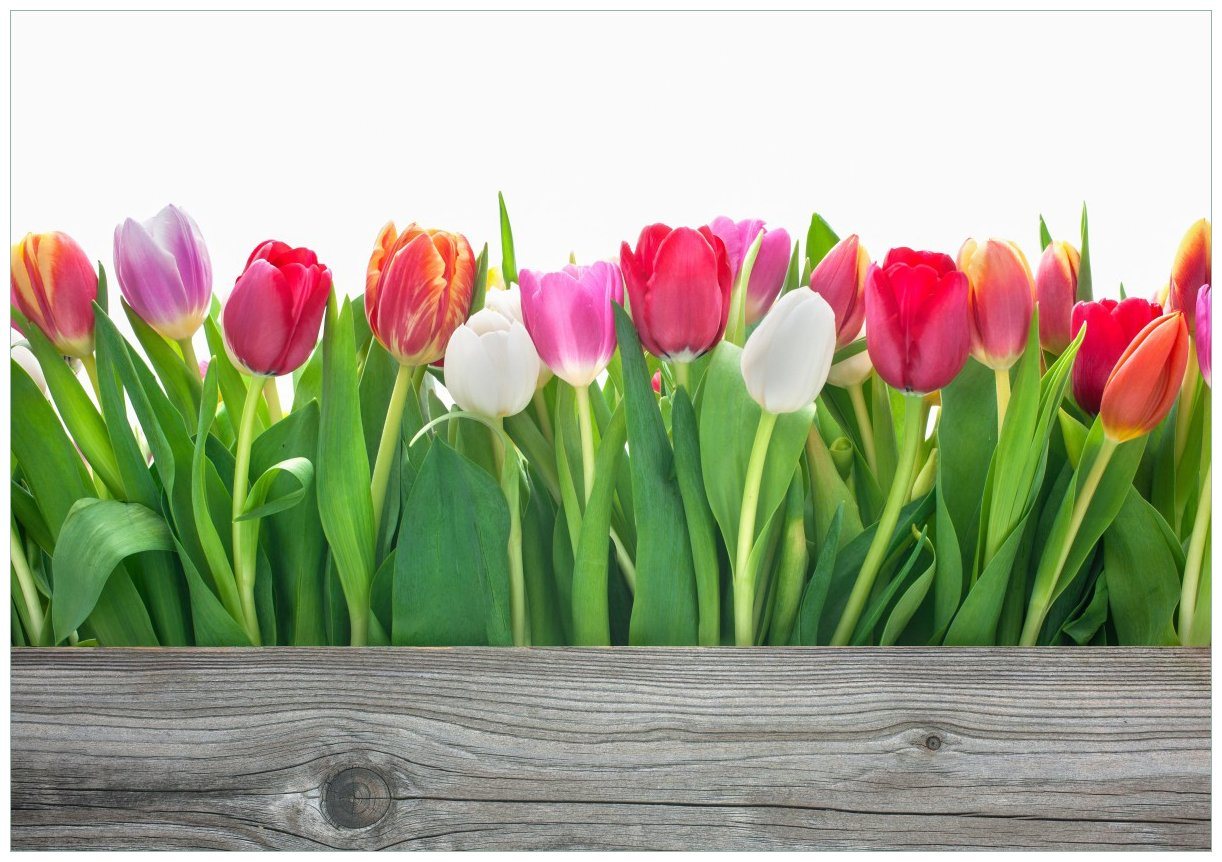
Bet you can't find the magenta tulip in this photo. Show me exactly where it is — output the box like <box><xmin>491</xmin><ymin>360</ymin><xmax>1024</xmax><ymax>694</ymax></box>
<box><xmin>1197</xmin><ymin>284</ymin><xmax>1211</xmax><ymax>388</ymax></box>
<box><xmin>707</xmin><ymin>217</ymin><xmax>792</xmax><ymax>324</ymax></box>
<box><xmin>113</xmin><ymin>204</ymin><xmax>212</xmax><ymax>341</ymax></box>
<box><xmin>809</xmin><ymin>234</ymin><xmax>870</xmax><ymax>348</ymax></box>
<box><xmin>519</xmin><ymin>261</ymin><xmax>624</xmax><ymax>388</ymax></box>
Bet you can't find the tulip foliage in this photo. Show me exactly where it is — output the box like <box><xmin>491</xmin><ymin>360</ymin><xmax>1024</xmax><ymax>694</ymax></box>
<box><xmin>9</xmin><ymin>202</ymin><xmax>1213</xmax><ymax>649</ymax></box>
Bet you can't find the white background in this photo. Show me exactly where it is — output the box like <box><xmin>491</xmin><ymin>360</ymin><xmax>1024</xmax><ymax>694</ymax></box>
<box><xmin>9</xmin><ymin>8</ymin><xmax>1211</xmax><ymax>306</ymax></box>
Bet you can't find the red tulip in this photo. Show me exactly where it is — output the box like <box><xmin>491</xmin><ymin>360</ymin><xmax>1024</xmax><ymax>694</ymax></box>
<box><xmin>10</xmin><ymin>232</ymin><xmax>98</xmax><ymax>358</ymax></box>
<box><xmin>809</xmin><ymin>234</ymin><xmax>870</xmax><ymax>348</ymax></box>
<box><xmin>1168</xmin><ymin>219</ymin><xmax>1211</xmax><ymax>333</ymax></box>
<box><xmin>1035</xmin><ymin>240</ymin><xmax>1080</xmax><ymax>353</ymax></box>
<box><xmin>864</xmin><ymin>248</ymin><xmax>970</xmax><ymax>394</ymax></box>
<box><xmin>221</xmin><ymin>240</ymin><xmax>331</xmax><ymax>377</ymax></box>
<box><xmin>1100</xmin><ymin>312</ymin><xmax>1189</xmax><ymax>442</ymax></box>
<box><xmin>620</xmin><ymin>224</ymin><xmax>733</xmax><ymax>361</ymax></box>
<box><xmin>1069</xmin><ymin>297</ymin><xmax>1163</xmax><ymax>415</ymax></box>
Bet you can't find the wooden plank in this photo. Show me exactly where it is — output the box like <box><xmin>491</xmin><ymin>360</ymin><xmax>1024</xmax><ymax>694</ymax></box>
<box><xmin>10</xmin><ymin>647</ymin><xmax>1210</xmax><ymax>850</ymax></box>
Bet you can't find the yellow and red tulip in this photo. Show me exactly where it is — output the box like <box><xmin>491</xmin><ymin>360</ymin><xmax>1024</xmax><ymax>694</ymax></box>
<box><xmin>1169</xmin><ymin>218</ymin><xmax>1211</xmax><ymax>332</ymax></box>
<box><xmin>10</xmin><ymin>232</ymin><xmax>98</xmax><ymax>359</ymax></box>
<box><xmin>958</xmin><ymin>238</ymin><xmax>1035</xmax><ymax>370</ymax></box>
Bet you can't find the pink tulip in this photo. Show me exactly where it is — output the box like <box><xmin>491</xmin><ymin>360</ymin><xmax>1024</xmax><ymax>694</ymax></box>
<box><xmin>1035</xmin><ymin>240</ymin><xmax>1080</xmax><ymax>353</ymax></box>
<box><xmin>519</xmin><ymin>262</ymin><xmax>624</xmax><ymax>388</ymax></box>
<box><xmin>809</xmin><ymin>234</ymin><xmax>870</xmax><ymax>348</ymax></box>
<box><xmin>707</xmin><ymin>217</ymin><xmax>792</xmax><ymax>324</ymax></box>
<box><xmin>113</xmin><ymin>204</ymin><xmax>212</xmax><ymax>341</ymax></box>
<box><xmin>1197</xmin><ymin>284</ymin><xmax>1211</xmax><ymax>388</ymax></box>
<box><xmin>958</xmin><ymin>238</ymin><xmax>1035</xmax><ymax>370</ymax></box>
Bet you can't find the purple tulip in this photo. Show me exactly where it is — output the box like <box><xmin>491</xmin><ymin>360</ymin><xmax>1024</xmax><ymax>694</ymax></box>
<box><xmin>519</xmin><ymin>261</ymin><xmax>624</xmax><ymax>388</ymax></box>
<box><xmin>1197</xmin><ymin>284</ymin><xmax>1211</xmax><ymax>388</ymax></box>
<box><xmin>707</xmin><ymin>216</ymin><xmax>792</xmax><ymax>324</ymax></box>
<box><xmin>114</xmin><ymin>204</ymin><xmax>212</xmax><ymax>340</ymax></box>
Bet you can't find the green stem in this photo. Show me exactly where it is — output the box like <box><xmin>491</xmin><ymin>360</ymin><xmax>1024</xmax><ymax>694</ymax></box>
<box><xmin>370</xmin><ymin>363</ymin><xmax>416</xmax><ymax>538</ymax></box>
<box><xmin>725</xmin><ymin>229</ymin><xmax>765</xmax><ymax>346</ymax></box>
<box><xmin>1174</xmin><ymin>344</ymin><xmax>1199</xmax><ymax>464</ymax></box>
<box><xmin>831</xmin><ymin>393</ymin><xmax>926</xmax><ymax>646</ymax></box>
<box><xmin>994</xmin><ymin>366</ymin><xmax>1011</xmax><ymax>438</ymax></box>
<box><xmin>733</xmin><ymin>410</ymin><xmax>779</xmax><ymax>646</ymax></box>
<box><xmin>1179</xmin><ymin>462</ymin><xmax>1212</xmax><ymax>645</ymax></box>
<box><xmin>847</xmin><ymin>382</ymin><xmax>878</xmax><ymax>475</ymax></box>
<box><xmin>79</xmin><ymin>354</ymin><xmax>103</xmax><ymax>404</ymax></box>
<box><xmin>673</xmin><ymin>360</ymin><xmax>691</xmax><ymax>392</ymax></box>
<box><xmin>262</xmin><ymin>378</ymin><xmax>283</xmax><ymax>423</ymax></box>
<box><xmin>1019</xmin><ymin>436</ymin><xmax>1118</xmax><ymax>647</ymax></box>
<box><xmin>610</xmin><ymin>528</ymin><xmax>637</xmax><ymax>593</ymax></box>
<box><xmin>11</xmin><ymin>529</ymin><xmax>45</xmax><ymax>646</ymax></box>
<box><xmin>177</xmin><ymin>337</ymin><xmax>201</xmax><ymax>381</ymax></box>
<box><xmin>231</xmin><ymin>376</ymin><xmax>265</xmax><ymax>646</ymax></box>
<box><xmin>532</xmin><ymin>389</ymin><xmax>554</xmax><ymax>444</ymax></box>
<box><xmin>574</xmin><ymin>384</ymin><xmax>596</xmax><ymax>505</ymax></box>
<box><xmin>492</xmin><ymin>417</ymin><xmax>529</xmax><ymax>647</ymax></box>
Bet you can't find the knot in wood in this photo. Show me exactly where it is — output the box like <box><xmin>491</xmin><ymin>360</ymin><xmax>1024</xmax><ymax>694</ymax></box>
<box><xmin>924</xmin><ymin>734</ymin><xmax>942</xmax><ymax>751</ymax></box>
<box><xmin>322</xmin><ymin>766</ymin><xmax>391</xmax><ymax>829</ymax></box>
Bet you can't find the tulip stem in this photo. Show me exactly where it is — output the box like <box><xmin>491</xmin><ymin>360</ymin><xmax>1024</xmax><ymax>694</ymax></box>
<box><xmin>177</xmin><ymin>337</ymin><xmax>201</xmax><ymax>381</ymax></box>
<box><xmin>830</xmin><ymin>393</ymin><xmax>927</xmax><ymax>646</ymax></box>
<box><xmin>491</xmin><ymin>417</ymin><xmax>530</xmax><ymax>647</ymax></box>
<box><xmin>1174</xmin><ymin>344</ymin><xmax>1199</xmax><ymax>465</ymax></box>
<box><xmin>574</xmin><ymin>384</ymin><xmax>597</xmax><ymax>505</ymax></box>
<box><xmin>1178</xmin><ymin>462</ymin><xmax>1212</xmax><ymax>645</ymax></box>
<box><xmin>11</xmin><ymin>528</ymin><xmax>45</xmax><ymax>646</ymax></box>
<box><xmin>231</xmin><ymin>375</ymin><xmax>265</xmax><ymax>646</ymax></box>
<box><xmin>371</xmin><ymin>363</ymin><xmax>416</xmax><ymax>539</ymax></box>
<box><xmin>1019</xmin><ymin>435</ymin><xmax>1117</xmax><ymax>647</ymax></box>
<box><xmin>532</xmin><ymin>390</ymin><xmax>554</xmax><ymax>444</ymax></box>
<box><xmin>79</xmin><ymin>354</ymin><xmax>103</xmax><ymax>405</ymax></box>
<box><xmin>994</xmin><ymin>367</ymin><xmax>1011</xmax><ymax>437</ymax></box>
<box><xmin>673</xmin><ymin>360</ymin><xmax>691</xmax><ymax>392</ymax></box>
<box><xmin>847</xmin><ymin>382</ymin><xmax>878</xmax><ymax>475</ymax></box>
<box><xmin>262</xmin><ymin>379</ymin><xmax>283</xmax><ymax>423</ymax></box>
<box><xmin>733</xmin><ymin>410</ymin><xmax>779</xmax><ymax>647</ymax></box>
<box><xmin>725</xmin><ymin>230</ymin><xmax>766</xmax><ymax>346</ymax></box>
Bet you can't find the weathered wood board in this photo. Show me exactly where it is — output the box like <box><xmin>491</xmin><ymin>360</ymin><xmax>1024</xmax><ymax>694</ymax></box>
<box><xmin>10</xmin><ymin>647</ymin><xmax>1210</xmax><ymax>850</ymax></box>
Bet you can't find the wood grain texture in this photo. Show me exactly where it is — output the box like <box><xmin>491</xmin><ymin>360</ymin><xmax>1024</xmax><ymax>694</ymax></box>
<box><xmin>10</xmin><ymin>647</ymin><xmax>1210</xmax><ymax>850</ymax></box>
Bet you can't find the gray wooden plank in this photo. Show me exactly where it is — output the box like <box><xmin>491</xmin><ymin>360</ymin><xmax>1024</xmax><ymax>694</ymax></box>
<box><xmin>10</xmin><ymin>647</ymin><xmax>1210</xmax><ymax>850</ymax></box>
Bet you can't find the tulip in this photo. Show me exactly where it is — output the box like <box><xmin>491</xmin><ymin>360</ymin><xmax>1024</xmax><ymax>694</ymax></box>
<box><xmin>11</xmin><ymin>231</ymin><xmax>98</xmax><ymax>360</ymax></box>
<box><xmin>519</xmin><ymin>262</ymin><xmax>623</xmax><ymax>389</ymax></box>
<box><xmin>958</xmin><ymin>238</ymin><xmax>1035</xmax><ymax>370</ymax></box>
<box><xmin>810</xmin><ymin>234</ymin><xmax>870</xmax><ymax>349</ymax></box>
<box><xmin>113</xmin><ymin>204</ymin><xmax>212</xmax><ymax>348</ymax></box>
<box><xmin>620</xmin><ymin>224</ymin><xmax>733</xmax><ymax>364</ymax></box>
<box><xmin>707</xmin><ymin>217</ymin><xmax>792</xmax><ymax>324</ymax></box>
<box><xmin>864</xmin><ymin>248</ymin><xmax>971</xmax><ymax>395</ymax></box>
<box><xmin>741</xmin><ymin>289</ymin><xmax>836</xmax><ymax>414</ymax></box>
<box><xmin>1099</xmin><ymin>312</ymin><xmax>1190</xmax><ymax>443</ymax></box>
<box><xmin>1069</xmin><ymin>297</ymin><xmax>1162</xmax><ymax>415</ymax></box>
<box><xmin>443</xmin><ymin>308</ymin><xmax>541</xmax><ymax>420</ymax></box>
<box><xmin>651</xmin><ymin>370</ymin><xmax>662</xmax><ymax>394</ymax></box>
<box><xmin>1197</xmin><ymin>285</ymin><xmax>1211</xmax><ymax>388</ymax></box>
<box><xmin>365</xmin><ymin>222</ymin><xmax>475</xmax><ymax>367</ymax></box>
<box><xmin>1169</xmin><ymin>219</ymin><xmax>1211</xmax><ymax>332</ymax></box>
<box><xmin>1035</xmin><ymin>240</ymin><xmax>1080</xmax><ymax>353</ymax></box>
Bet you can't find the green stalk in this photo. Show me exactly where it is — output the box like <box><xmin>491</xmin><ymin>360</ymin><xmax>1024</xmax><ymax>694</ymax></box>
<box><xmin>1179</xmin><ymin>462</ymin><xmax>1212</xmax><ymax>645</ymax></box>
<box><xmin>492</xmin><ymin>418</ymin><xmax>529</xmax><ymax>646</ymax></box>
<box><xmin>831</xmin><ymin>393</ymin><xmax>926</xmax><ymax>646</ymax></box>
<box><xmin>370</xmin><ymin>363</ymin><xmax>416</xmax><ymax>537</ymax></box>
<box><xmin>847</xmin><ymin>381</ymin><xmax>878</xmax><ymax>475</ymax></box>
<box><xmin>994</xmin><ymin>366</ymin><xmax>1011</xmax><ymax>438</ymax></box>
<box><xmin>1019</xmin><ymin>436</ymin><xmax>1117</xmax><ymax>646</ymax></box>
<box><xmin>724</xmin><ymin>230</ymin><xmax>765</xmax><ymax>346</ymax></box>
<box><xmin>231</xmin><ymin>376</ymin><xmax>265</xmax><ymax>645</ymax></box>
<box><xmin>11</xmin><ymin>529</ymin><xmax>45</xmax><ymax>646</ymax></box>
<box><xmin>733</xmin><ymin>410</ymin><xmax>779</xmax><ymax>646</ymax></box>
<box><xmin>532</xmin><ymin>389</ymin><xmax>553</xmax><ymax>444</ymax></box>
<box><xmin>1174</xmin><ymin>343</ymin><xmax>1199</xmax><ymax>464</ymax></box>
<box><xmin>177</xmin><ymin>337</ymin><xmax>201</xmax><ymax>381</ymax></box>
<box><xmin>79</xmin><ymin>354</ymin><xmax>103</xmax><ymax>404</ymax></box>
<box><xmin>262</xmin><ymin>378</ymin><xmax>283</xmax><ymax>423</ymax></box>
<box><xmin>574</xmin><ymin>383</ymin><xmax>596</xmax><ymax>504</ymax></box>
<box><xmin>673</xmin><ymin>360</ymin><xmax>690</xmax><ymax>392</ymax></box>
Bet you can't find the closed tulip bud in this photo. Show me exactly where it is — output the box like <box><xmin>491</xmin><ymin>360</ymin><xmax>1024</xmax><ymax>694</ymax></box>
<box><xmin>221</xmin><ymin>241</ymin><xmax>331</xmax><ymax>377</ymax></box>
<box><xmin>651</xmin><ymin>370</ymin><xmax>662</xmax><ymax>394</ymax></box>
<box><xmin>1099</xmin><ymin>312</ymin><xmax>1190</xmax><ymax>442</ymax></box>
<box><xmin>113</xmin><ymin>204</ymin><xmax>212</xmax><ymax>341</ymax></box>
<box><xmin>483</xmin><ymin>285</ymin><xmax>551</xmax><ymax>389</ymax></box>
<box><xmin>11</xmin><ymin>232</ymin><xmax>98</xmax><ymax>358</ymax></box>
<box><xmin>810</xmin><ymin>234</ymin><xmax>870</xmax><ymax>348</ymax></box>
<box><xmin>1169</xmin><ymin>218</ymin><xmax>1211</xmax><ymax>332</ymax></box>
<box><xmin>443</xmin><ymin>308</ymin><xmax>541</xmax><ymax>419</ymax></box>
<box><xmin>1070</xmin><ymin>297</ymin><xmax>1163</xmax><ymax>415</ymax></box>
<box><xmin>826</xmin><ymin>340</ymin><xmax>874</xmax><ymax>388</ymax></box>
<box><xmin>707</xmin><ymin>217</ymin><xmax>792</xmax><ymax>324</ymax></box>
<box><xmin>865</xmin><ymin>248</ymin><xmax>970</xmax><ymax>394</ymax></box>
<box><xmin>519</xmin><ymin>262</ymin><xmax>623</xmax><ymax>388</ymax></box>
<box><xmin>1035</xmin><ymin>240</ymin><xmax>1080</xmax><ymax>353</ymax></box>
<box><xmin>958</xmin><ymin>238</ymin><xmax>1035</xmax><ymax>369</ymax></box>
<box><xmin>741</xmin><ymin>289</ymin><xmax>837</xmax><ymax>413</ymax></box>
<box><xmin>1197</xmin><ymin>285</ymin><xmax>1211</xmax><ymax>388</ymax></box>
<box><xmin>620</xmin><ymin>224</ymin><xmax>733</xmax><ymax>361</ymax></box>
<box><xmin>366</xmin><ymin>222</ymin><xmax>475</xmax><ymax>366</ymax></box>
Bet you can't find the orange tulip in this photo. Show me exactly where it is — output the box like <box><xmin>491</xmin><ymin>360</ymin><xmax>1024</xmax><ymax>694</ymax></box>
<box><xmin>958</xmin><ymin>238</ymin><xmax>1035</xmax><ymax>369</ymax></box>
<box><xmin>365</xmin><ymin>222</ymin><xmax>475</xmax><ymax>366</ymax></box>
<box><xmin>1099</xmin><ymin>311</ymin><xmax>1189</xmax><ymax>443</ymax></box>
<box><xmin>1168</xmin><ymin>218</ymin><xmax>1211</xmax><ymax>333</ymax></box>
<box><xmin>10</xmin><ymin>232</ymin><xmax>98</xmax><ymax>358</ymax></box>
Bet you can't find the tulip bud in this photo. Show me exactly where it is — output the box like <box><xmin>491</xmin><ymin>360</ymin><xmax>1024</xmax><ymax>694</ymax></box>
<box><xmin>366</xmin><ymin>222</ymin><xmax>475</xmax><ymax>366</ymax></box>
<box><xmin>620</xmin><ymin>224</ymin><xmax>733</xmax><ymax>361</ymax></box>
<box><xmin>113</xmin><ymin>204</ymin><xmax>212</xmax><ymax>341</ymax></box>
<box><xmin>826</xmin><ymin>341</ymin><xmax>874</xmax><ymax>388</ymax></box>
<box><xmin>221</xmin><ymin>240</ymin><xmax>331</xmax><ymax>377</ymax></box>
<box><xmin>519</xmin><ymin>262</ymin><xmax>623</xmax><ymax>388</ymax></box>
<box><xmin>1070</xmin><ymin>297</ymin><xmax>1163</xmax><ymax>415</ymax></box>
<box><xmin>741</xmin><ymin>289</ymin><xmax>836</xmax><ymax>413</ymax></box>
<box><xmin>1035</xmin><ymin>240</ymin><xmax>1080</xmax><ymax>353</ymax></box>
<box><xmin>11</xmin><ymin>232</ymin><xmax>98</xmax><ymax>358</ymax></box>
<box><xmin>484</xmin><ymin>285</ymin><xmax>551</xmax><ymax>389</ymax></box>
<box><xmin>865</xmin><ymin>248</ymin><xmax>971</xmax><ymax>394</ymax></box>
<box><xmin>443</xmin><ymin>308</ymin><xmax>541</xmax><ymax>419</ymax></box>
<box><xmin>1169</xmin><ymin>218</ymin><xmax>1211</xmax><ymax>332</ymax></box>
<box><xmin>809</xmin><ymin>234</ymin><xmax>869</xmax><ymax>348</ymax></box>
<box><xmin>707</xmin><ymin>217</ymin><xmax>792</xmax><ymax>324</ymax></box>
<box><xmin>1197</xmin><ymin>285</ymin><xmax>1211</xmax><ymax>388</ymax></box>
<box><xmin>958</xmin><ymin>238</ymin><xmax>1035</xmax><ymax>369</ymax></box>
<box><xmin>651</xmin><ymin>370</ymin><xmax>662</xmax><ymax>394</ymax></box>
<box><xmin>1099</xmin><ymin>312</ymin><xmax>1190</xmax><ymax>443</ymax></box>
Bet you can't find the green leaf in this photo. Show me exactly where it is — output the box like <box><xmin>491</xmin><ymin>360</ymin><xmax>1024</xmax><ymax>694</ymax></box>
<box><xmin>880</xmin><ymin>534</ymin><xmax>937</xmax><ymax>646</ymax></box>
<box><xmin>498</xmin><ymin>191</ymin><xmax>518</xmax><ymax>286</ymax></box>
<box><xmin>121</xmin><ymin>298</ymin><xmax>200</xmax><ymax>424</ymax></box>
<box><xmin>1061</xmin><ymin>570</ymin><xmax>1109</xmax><ymax>644</ymax></box>
<box><xmin>1104</xmin><ymin>491</ymin><xmax>1181</xmax><ymax>645</ymax></box>
<box><xmin>937</xmin><ymin>358</ymin><xmax>997</xmax><ymax>577</ymax></box>
<box><xmin>1038</xmin><ymin>214</ymin><xmax>1052</xmax><ymax>251</ymax></box>
<box><xmin>782</xmin><ymin>240</ymin><xmax>801</xmax><ymax>294</ymax></box>
<box><xmin>176</xmin><ymin>536</ymin><xmax>252</xmax><ymax>646</ymax></box>
<box><xmin>805</xmin><ymin>213</ymin><xmax>839</xmax><ymax>270</ymax></box>
<box><xmin>236</xmin><ymin>457</ymin><xmax>313</xmax><ymax>521</ymax></box>
<box><xmin>851</xmin><ymin>527</ymin><xmax>930</xmax><ymax>645</ymax></box>
<box><xmin>1077</xmin><ymin>202</ymin><xmax>1092</xmax><ymax>302</ymax></box>
<box><xmin>671</xmin><ymin>388</ymin><xmax>722</xmax><ymax>646</ymax></box>
<box><xmin>571</xmin><ymin>406</ymin><xmax>627</xmax><ymax>645</ymax></box>
<box><xmin>469</xmin><ymin>243</ymin><xmax>490</xmax><ymax>315</ymax></box>
<box><xmin>791</xmin><ymin>505</ymin><xmax>844</xmax><ymax>645</ymax></box>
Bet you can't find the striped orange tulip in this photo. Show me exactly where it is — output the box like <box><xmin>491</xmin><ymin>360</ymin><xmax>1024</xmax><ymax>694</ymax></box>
<box><xmin>1169</xmin><ymin>219</ymin><xmax>1211</xmax><ymax>333</ymax></box>
<box><xmin>1099</xmin><ymin>311</ymin><xmax>1189</xmax><ymax>443</ymax></box>
<box><xmin>10</xmin><ymin>232</ymin><xmax>98</xmax><ymax>358</ymax></box>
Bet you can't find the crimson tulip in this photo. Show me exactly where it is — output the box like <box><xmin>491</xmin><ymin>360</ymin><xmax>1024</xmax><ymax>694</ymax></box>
<box><xmin>1099</xmin><ymin>312</ymin><xmax>1189</xmax><ymax>443</ymax></box>
<box><xmin>1169</xmin><ymin>219</ymin><xmax>1211</xmax><ymax>332</ymax></box>
<box><xmin>620</xmin><ymin>224</ymin><xmax>733</xmax><ymax>362</ymax></box>
<box><xmin>11</xmin><ymin>231</ymin><xmax>98</xmax><ymax>359</ymax></box>
<box><xmin>221</xmin><ymin>240</ymin><xmax>331</xmax><ymax>377</ymax></box>
<box><xmin>1069</xmin><ymin>297</ymin><xmax>1162</xmax><ymax>415</ymax></box>
<box><xmin>809</xmin><ymin>234</ymin><xmax>870</xmax><ymax>349</ymax></box>
<box><xmin>864</xmin><ymin>248</ymin><xmax>970</xmax><ymax>394</ymax></box>
<box><xmin>1035</xmin><ymin>240</ymin><xmax>1080</xmax><ymax>353</ymax></box>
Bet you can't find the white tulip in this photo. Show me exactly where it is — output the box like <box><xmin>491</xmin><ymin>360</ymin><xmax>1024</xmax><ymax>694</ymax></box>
<box><xmin>482</xmin><ymin>287</ymin><xmax>551</xmax><ymax>389</ymax></box>
<box><xmin>443</xmin><ymin>308</ymin><xmax>541</xmax><ymax>419</ymax></box>
<box><xmin>741</xmin><ymin>289</ymin><xmax>837</xmax><ymax>413</ymax></box>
